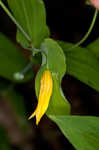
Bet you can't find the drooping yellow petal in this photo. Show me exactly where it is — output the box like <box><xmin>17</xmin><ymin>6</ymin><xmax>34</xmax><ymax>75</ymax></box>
<box><xmin>29</xmin><ymin>70</ymin><xmax>53</xmax><ymax>125</ymax></box>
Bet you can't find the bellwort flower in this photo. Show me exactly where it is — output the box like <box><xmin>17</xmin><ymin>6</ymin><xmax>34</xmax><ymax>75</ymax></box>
<box><xmin>29</xmin><ymin>70</ymin><xmax>53</xmax><ymax>125</ymax></box>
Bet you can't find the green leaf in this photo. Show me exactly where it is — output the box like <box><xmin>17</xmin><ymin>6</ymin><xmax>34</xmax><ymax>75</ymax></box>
<box><xmin>35</xmin><ymin>39</ymin><xmax>71</xmax><ymax>116</ymax></box>
<box><xmin>41</xmin><ymin>39</ymin><xmax>66</xmax><ymax>80</ymax></box>
<box><xmin>58</xmin><ymin>41</ymin><xmax>99</xmax><ymax>91</ymax></box>
<box><xmin>0</xmin><ymin>33</ymin><xmax>33</xmax><ymax>82</ymax></box>
<box><xmin>7</xmin><ymin>0</ymin><xmax>50</xmax><ymax>48</ymax></box>
<box><xmin>87</xmin><ymin>38</ymin><xmax>99</xmax><ymax>58</ymax></box>
<box><xmin>50</xmin><ymin>115</ymin><xmax>99</xmax><ymax>150</ymax></box>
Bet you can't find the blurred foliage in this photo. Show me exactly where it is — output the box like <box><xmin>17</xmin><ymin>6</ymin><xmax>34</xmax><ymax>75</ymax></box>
<box><xmin>0</xmin><ymin>127</ymin><xmax>12</xmax><ymax>150</ymax></box>
<box><xmin>0</xmin><ymin>33</ymin><xmax>33</xmax><ymax>82</ymax></box>
<box><xmin>3</xmin><ymin>87</ymin><xmax>29</xmax><ymax>132</ymax></box>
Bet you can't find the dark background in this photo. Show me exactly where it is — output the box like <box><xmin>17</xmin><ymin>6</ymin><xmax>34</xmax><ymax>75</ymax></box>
<box><xmin>0</xmin><ymin>0</ymin><xmax>99</xmax><ymax>150</ymax></box>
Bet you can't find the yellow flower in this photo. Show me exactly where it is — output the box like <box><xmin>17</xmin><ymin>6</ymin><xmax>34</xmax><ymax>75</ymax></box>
<box><xmin>29</xmin><ymin>70</ymin><xmax>53</xmax><ymax>125</ymax></box>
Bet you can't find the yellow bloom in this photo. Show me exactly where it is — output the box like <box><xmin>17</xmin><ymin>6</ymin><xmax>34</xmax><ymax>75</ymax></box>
<box><xmin>29</xmin><ymin>70</ymin><xmax>53</xmax><ymax>125</ymax></box>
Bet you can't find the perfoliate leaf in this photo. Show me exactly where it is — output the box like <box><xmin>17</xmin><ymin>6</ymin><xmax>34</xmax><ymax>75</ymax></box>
<box><xmin>41</xmin><ymin>39</ymin><xmax>66</xmax><ymax>80</ymax></box>
<box><xmin>50</xmin><ymin>115</ymin><xmax>99</xmax><ymax>150</ymax></box>
<box><xmin>58</xmin><ymin>41</ymin><xmax>99</xmax><ymax>91</ymax></box>
<box><xmin>7</xmin><ymin>0</ymin><xmax>50</xmax><ymax>48</ymax></box>
<box><xmin>87</xmin><ymin>38</ymin><xmax>99</xmax><ymax>58</ymax></box>
<box><xmin>35</xmin><ymin>39</ymin><xmax>71</xmax><ymax>116</ymax></box>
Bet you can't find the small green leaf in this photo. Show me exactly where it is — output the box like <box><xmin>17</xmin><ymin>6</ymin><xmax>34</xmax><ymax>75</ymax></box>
<box><xmin>87</xmin><ymin>38</ymin><xmax>99</xmax><ymax>58</ymax></box>
<box><xmin>0</xmin><ymin>33</ymin><xmax>33</xmax><ymax>82</ymax></box>
<box><xmin>59</xmin><ymin>41</ymin><xmax>99</xmax><ymax>91</ymax></box>
<box><xmin>7</xmin><ymin>0</ymin><xmax>50</xmax><ymax>48</ymax></box>
<box><xmin>35</xmin><ymin>39</ymin><xmax>71</xmax><ymax>116</ymax></box>
<box><xmin>50</xmin><ymin>115</ymin><xmax>99</xmax><ymax>150</ymax></box>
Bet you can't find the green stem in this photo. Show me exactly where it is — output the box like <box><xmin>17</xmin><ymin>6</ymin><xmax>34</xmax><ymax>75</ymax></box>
<box><xmin>21</xmin><ymin>62</ymin><xmax>33</xmax><ymax>75</ymax></box>
<box><xmin>67</xmin><ymin>9</ymin><xmax>98</xmax><ymax>52</ymax></box>
<box><xmin>0</xmin><ymin>1</ymin><xmax>31</xmax><ymax>42</ymax></box>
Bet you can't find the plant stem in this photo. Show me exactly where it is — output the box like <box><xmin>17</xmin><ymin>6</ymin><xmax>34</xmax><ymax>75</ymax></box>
<box><xmin>0</xmin><ymin>1</ymin><xmax>31</xmax><ymax>42</ymax></box>
<box><xmin>67</xmin><ymin>9</ymin><xmax>98</xmax><ymax>52</ymax></box>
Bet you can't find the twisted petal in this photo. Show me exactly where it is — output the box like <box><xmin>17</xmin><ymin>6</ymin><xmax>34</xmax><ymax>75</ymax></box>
<box><xmin>29</xmin><ymin>70</ymin><xmax>53</xmax><ymax>125</ymax></box>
